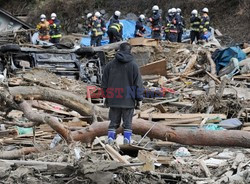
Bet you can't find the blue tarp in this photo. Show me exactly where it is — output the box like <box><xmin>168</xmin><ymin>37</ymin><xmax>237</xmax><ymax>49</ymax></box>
<box><xmin>213</xmin><ymin>46</ymin><xmax>247</xmax><ymax>72</ymax></box>
<box><xmin>80</xmin><ymin>19</ymin><xmax>151</xmax><ymax>46</ymax></box>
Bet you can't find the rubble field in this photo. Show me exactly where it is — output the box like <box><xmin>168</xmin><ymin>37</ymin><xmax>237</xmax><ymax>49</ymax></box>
<box><xmin>0</xmin><ymin>35</ymin><xmax>250</xmax><ymax>184</ymax></box>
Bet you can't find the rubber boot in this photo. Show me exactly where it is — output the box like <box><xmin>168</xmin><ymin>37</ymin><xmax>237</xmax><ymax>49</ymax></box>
<box><xmin>123</xmin><ymin>129</ymin><xmax>132</xmax><ymax>144</ymax></box>
<box><xmin>107</xmin><ymin>130</ymin><xmax>116</xmax><ymax>145</ymax></box>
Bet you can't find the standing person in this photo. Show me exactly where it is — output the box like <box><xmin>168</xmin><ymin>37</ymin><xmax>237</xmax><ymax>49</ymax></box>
<box><xmin>176</xmin><ymin>8</ymin><xmax>185</xmax><ymax>42</ymax></box>
<box><xmin>168</xmin><ymin>8</ymin><xmax>178</xmax><ymax>42</ymax></box>
<box><xmin>100</xmin><ymin>13</ymin><xmax>107</xmax><ymax>34</ymax></box>
<box><xmin>36</xmin><ymin>14</ymin><xmax>50</xmax><ymax>41</ymax></box>
<box><xmin>149</xmin><ymin>5</ymin><xmax>162</xmax><ymax>40</ymax></box>
<box><xmin>85</xmin><ymin>13</ymin><xmax>93</xmax><ymax>34</ymax></box>
<box><xmin>48</xmin><ymin>13</ymin><xmax>62</xmax><ymax>44</ymax></box>
<box><xmin>90</xmin><ymin>12</ymin><xmax>104</xmax><ymax>46</ymax></box>
<box><xmin>190</xmin><ymin>9</ymin><xmax>201</xmax><ymax>44</ymax></box>
<box><xmin>134</xmin><ymin>14</ymin><xmax>146</xmax><ymax>37</ymax></box>
<box><xmin>101</xmin><ymin>43</ymin><xmax>143</xmax><ymax>145</ymax></box>
<box><xmin>200</xmin><ymin>8</ymin><xmax>210</xmax><ymax>41</ymax></box>
<box><xmin>108</xmin><ymin>11</ymin><xmax>121</xmax><ymax>27</ymax></box>
<box><xmin>164</xmin><ymin>9</ymin><xmax>172</xmax><ymax>41</ymax></box>
<box><xmin>107</xmin><ymin>22</ymin><xmax>123</xmax><ymax>43</ymax></box>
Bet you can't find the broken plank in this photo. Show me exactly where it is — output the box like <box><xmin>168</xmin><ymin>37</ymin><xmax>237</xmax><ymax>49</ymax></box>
<box><xmin>214</xmin><ymin>29</ymin><xmax>223</xmax><ymax>36</ymax></box>
<box><xmin>154</xmin><ymin>104</ymin><xmax>166</xmax><ymax>113</ymax></box>
<box><xmin>95</xmin><ymin>137</ymin><xmax>130</xmax><ymax>164</ymax></box>
<box><xmin>155</xmin><ymin>141</ymin><xmax>179</xmax><ymax>147</ymax></box>
<box><xmin>199</xmin><ymin>159</ymin><xmax>211</xmax><ymax>177</ymax></box>
<box><xmin>140</xmin><ymin>113</ymin><xmax>227</xmax><ymax>120</ymax></box>
<box><xmin>152</xmin><ymin>97</ymin><xmax>179</xmax><ymax>106</ymax></box>
<box><xmin>160</xmin><ymin>117</ymin><xmax>202</xmax><ymax>125</ymax></box>
<box><xmin>129</xmin><ymin>37</ymin><xmax>159</xmax><ymax>47</ymax></box>
<box><xmin>140</xmin><ymin>59</ymin><xmax>167</xmax><ymax>76</ymax></box>
<box><xmin>168</xmin><ymin>101</ymin><xmax>193</xmax><ymax>107</ymax></box>
<box><xmin>205</xmin><ymin>71</ymin><xmax>221</xmax><ymax>84</ymax></box>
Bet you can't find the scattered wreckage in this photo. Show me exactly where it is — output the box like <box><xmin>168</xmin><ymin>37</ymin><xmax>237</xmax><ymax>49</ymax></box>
<box><xmin>0</xmin><ymin>32</ymin><xmax>250</xmax><ymax>183</ymax></box>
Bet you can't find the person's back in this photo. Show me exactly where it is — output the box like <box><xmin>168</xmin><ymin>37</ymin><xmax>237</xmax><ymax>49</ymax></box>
<box><xmin>101</xmin><ymin>43</ymin><xmax>143</xmax><ymax>145</ymax></box>
<box><xmin>102</xmin><ymin>44</ymin><xmax>142</xmax><ymax>108</ymax></box>
<box><xmin>107</xmin><ymin>22</ymin><xmax>123</xmax><ymax>43</ymax></box>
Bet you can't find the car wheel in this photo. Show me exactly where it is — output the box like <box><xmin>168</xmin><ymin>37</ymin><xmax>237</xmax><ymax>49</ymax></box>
<box><xmin>75</xmin><ymin>47</ymin><xmax>95</xmax><ymax>56</ymax></box>
<box><xmin>0</xmin><ymin>44</ymin><xmax>21</xmax><ymax>53</ymax></box>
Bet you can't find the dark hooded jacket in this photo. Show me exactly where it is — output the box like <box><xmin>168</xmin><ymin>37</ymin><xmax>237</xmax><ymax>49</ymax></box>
<box><xmin>101</xmin><ymin>51</ymin><xmax>143</xmax><ymax>108</ymax></box>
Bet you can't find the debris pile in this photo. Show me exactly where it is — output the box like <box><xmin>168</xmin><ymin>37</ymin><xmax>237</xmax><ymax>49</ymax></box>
<box><xmin>0</xmin><ymin>38</ymin><xmax>250</xmax><ymax>183</ymax></box>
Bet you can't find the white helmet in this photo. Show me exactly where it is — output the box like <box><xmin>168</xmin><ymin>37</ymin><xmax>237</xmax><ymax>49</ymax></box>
<box><xmin>40</xmin><ymin>14</ymin><xmax>46</xmax><ymax>19</ymax></box>
<box><xmin>115</xmin><ymin>11</ymin><xmax>121</xmax><ymax>17</ymax></box>
<box><xmin>139</xmin><ymin>14</ymin><xmax>145</xmax><ymax>20</ymax></box>
<box><xmin>177</xmin><ymin>8</ymin><xmax>181</xmax><ymax>13</ymax></box>
<box><xmin>168</xmin><ymin>9</ymin><xmax>172</xmax><ymax>14</ymax></box>
<box><xmin>172</xmin><ymin>8</ymin><xmax>177</xmax><ymax>14</ymax></box>
<box><xmin>152</xmin><ymin>5</ymin><xmax>159</xmax><ymax>11</ymax></box>
<box><xmin>191</xmin><ymin>9</ymin><xmax>198</xmax><ymax>15</ymax></box>
<box><xmin>202</xmin><ymin>7</ymin><xmax>209</xmax><ymax>13</ymax></box>
<box><xmin>51</xmin><ymin>13</ymin><xmax>57</xmax><ymax>19</ymax></box>
<box><xmin>87</xmin><ymin>13</ymin><xmax>92</xmax><ymax>19</ymax></box>
<box><xmin>95</xmin><ymin>12</ymin><xmax>101</xmax><ymax>18</ymax></box>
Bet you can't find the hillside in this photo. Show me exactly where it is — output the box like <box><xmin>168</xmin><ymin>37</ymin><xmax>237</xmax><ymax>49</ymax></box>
<box><xmin>0</xmin><ymin>0</ymin><xmax>249</xmax><ymax>44</ymax></box>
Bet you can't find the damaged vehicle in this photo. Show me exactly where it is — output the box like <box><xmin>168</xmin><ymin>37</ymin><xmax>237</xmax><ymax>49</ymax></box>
<box><xmin>0</xmin><ymin>44</ymin><xmax>106</xmax><ymax>84</ymax></box>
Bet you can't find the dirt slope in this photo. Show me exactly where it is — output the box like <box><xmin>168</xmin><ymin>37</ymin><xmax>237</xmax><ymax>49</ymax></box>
<box><xmin>0</xmin><ymin>0</ymin><xmax>249</xmax><ymax>43</ymax></box>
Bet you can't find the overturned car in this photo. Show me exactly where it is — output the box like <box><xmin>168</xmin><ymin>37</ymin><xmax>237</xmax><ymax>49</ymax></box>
<box><xmin>0</xmin><ymin>44</ymin><xmax>106</xmax><ymax>84</ymax></box>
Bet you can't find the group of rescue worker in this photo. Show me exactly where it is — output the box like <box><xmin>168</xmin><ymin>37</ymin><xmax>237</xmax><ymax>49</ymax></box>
<box><xmin>36</xmin><ymin>5</ymin><xmax>210</xmax><ymax>46</ymax></box>
<box><xmin>146</xmin><ymin>5</ymin><xmax>210</xmax><ymax>44</ymax></box>
<box><xmin>36</xmin><ymin>13</ymin><xmax>62</xmax><ymax>44</ymax></box>
<box><xmin>86</xmin><ymin>11</ymin><xmax>123</xmax><ymax>46</ymax></box>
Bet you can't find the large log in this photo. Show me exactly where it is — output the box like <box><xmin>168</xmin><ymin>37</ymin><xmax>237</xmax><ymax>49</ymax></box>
<box><xmin>9</xmin><ymin>86</ymin><xmax>108</xmax><ymax>120</ymax></box>
<box><xmin>72</xmin><ymin>119</ymin><xmax>250</xmax><ymax>148</ymax></box>
<box><xmin>5</xmin><ymin>86</ymin><xmax>250</xmax><ymax>149</ymax></box>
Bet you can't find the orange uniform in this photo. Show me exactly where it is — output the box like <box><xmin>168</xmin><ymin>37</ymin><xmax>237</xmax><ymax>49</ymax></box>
<box><xmin>36</xmin><ymin>20</ymin><xmax>50</xmax><ymax>41</ymax></box>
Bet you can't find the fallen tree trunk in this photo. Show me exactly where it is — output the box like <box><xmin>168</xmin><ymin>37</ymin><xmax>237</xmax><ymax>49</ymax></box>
<box><xmin>9</xmin><ymin>86</ymin><xmax>108</xmax><ymax>120</ymax></box>
<box><xmin>72</xmin><ymin>119</ymin><xmax>250</xmax><ymax>148</ymax></box>
<box><xmin>18</xmin><ymin>100</ymin><xmax>73</xmax><ymax>143</ymax></box>
<box><xmin>2</xmin><ymin>119</ymin><xmax>250</xmax><ymax>159</ymax></box>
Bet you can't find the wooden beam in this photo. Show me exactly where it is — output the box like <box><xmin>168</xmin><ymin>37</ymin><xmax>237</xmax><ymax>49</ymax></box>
<box><xmin>140</xmin><ymin>59</ymin><xmax>167</xmax><ymax>76</ymax></box>
<box><xmin>129</xmin><ymin>37</ymin><xmax>159</xmax><ymax>47</ymax></box>
<box><xmin>160</xmin><ymin>117</ymin><xmax>202</xmax><ymax>125</ymax></box>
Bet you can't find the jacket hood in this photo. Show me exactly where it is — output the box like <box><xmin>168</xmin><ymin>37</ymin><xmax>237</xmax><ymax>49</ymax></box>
<box><xmin>115</xmin><ymin>51</ymin><xmax>133</xmax><ymax>63</ymax></box>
